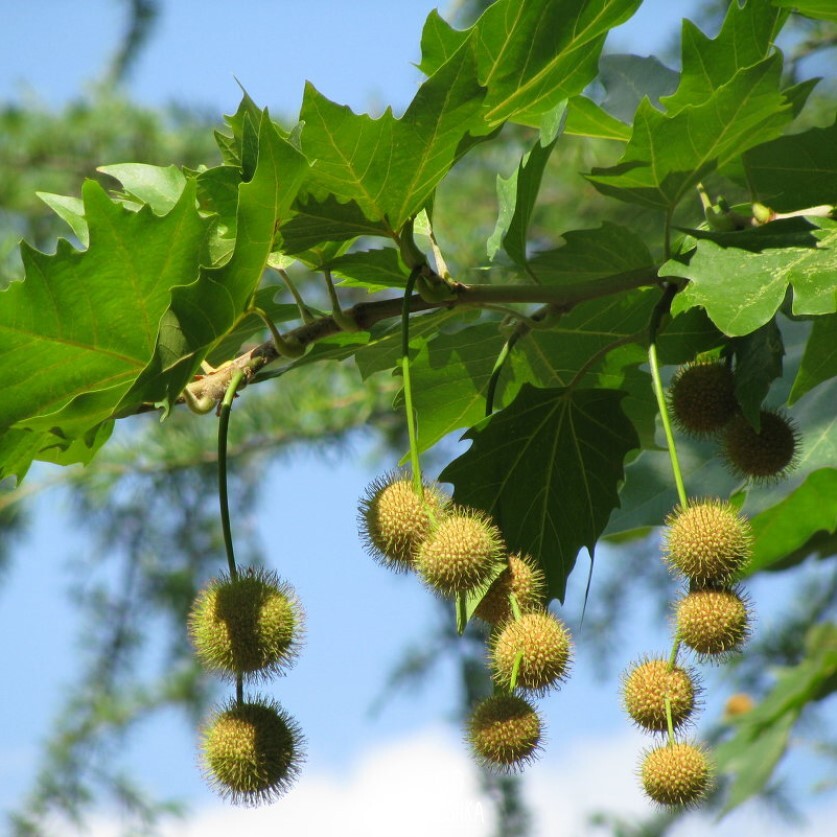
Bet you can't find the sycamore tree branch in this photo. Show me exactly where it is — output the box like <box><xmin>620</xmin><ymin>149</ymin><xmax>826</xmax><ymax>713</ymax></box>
<box><xmin>172</xmin><ymin>267</ymin><xmax>661</xmax><ymax>411</ymax></box>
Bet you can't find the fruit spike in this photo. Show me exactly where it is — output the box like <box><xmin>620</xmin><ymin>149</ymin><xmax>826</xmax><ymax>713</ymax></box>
<box><xmin>415</xmin><ymin>506</ymin><xmax>505</xmax><ymax>596</ymax></box>
<box><xmin>358</xmin><ymin>472</ymin><xmax>450</xmax><ymax>571</ymax></box>
<box><xmin>622</xmin><ymin>657</ymin><xmax>700</xmax><ymax>733</ymax></box>
<box><xmin>474</xmin><ymin>552</ymin><xmax>546</xmax><ymax>625</ymax></box>
<box><xmin>721</xmin><ymin>409</ymin><xmax>800</xmax><ymax>483</ymax></box>
<box><xmin>664</xmin><ymin>499</ymin><xmax>753</xmax><ymax>586</ymax></box>
<box><xmin>669</xmin><ymin>361</ymin><xmax>737</xmax><ymax>436</ymax></box>
<box><xmin>201</xmin><ymin>696</ymin><xmax>305</xmax><ymax>806</ymax></box>
<box><xmin>188</xmin><ymin>568</ymin><xmax>303</xmax><ymax>680</ymax></box>
<box><xmin>640</xmin><ymin>742</ymin><xmax>713</xmax><ymax>808</ymax></box>
<box><xmin>467</xmin><ymin>693</ymin><xmax>543</xmax><ymax>772</ymax></box>
<box><xmin>490</xmin><ymin>611</ymin><xmax>572</xmax><ymax>695</ymax></box>
<box><xmin>675</xmin><ymin>586</ymin><xmax>751</xmax><ymax>659</ymax></box>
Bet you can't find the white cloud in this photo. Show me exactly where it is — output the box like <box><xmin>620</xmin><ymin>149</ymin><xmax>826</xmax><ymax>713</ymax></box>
<box><xmin>77</xmin><ymin>726</ymin><xmax>837</xmax><ymax>837</ymax></box>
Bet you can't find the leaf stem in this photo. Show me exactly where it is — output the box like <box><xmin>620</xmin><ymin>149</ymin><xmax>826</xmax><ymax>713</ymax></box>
<box><xmin>278</xmin><ymin>268</ymin><xmax>315</xmax><ymax>324</ymax></box>
<box><xmin>218</xmin><ymin>369</ymin><xmax>245</xmax><ymax>580</ymax></box>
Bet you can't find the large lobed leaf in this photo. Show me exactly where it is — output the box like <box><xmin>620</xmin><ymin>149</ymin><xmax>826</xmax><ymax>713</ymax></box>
<box><xmin>440</xmin><ymin>384</ymin><xmax>639</xmax><ymax>602</ymax></box>
<box><xmin>419</xmin><ymin>0</ymin><xmax>642</xmax><ymax>128</ymax></box>
<box><xmin>665</xmin><ymin>218</ymin><xmax>837</xmax><ymax>336</ymax></box>
<box><xmin>0</xmin><ymin>180</ymin><xmax>207</xmax><ymax>442</ymax></box>
<box><xmin>297</xmin><ymin>40</ymin><xmax>487</xmax><ymax>232</ymax></box>
<box><xmin>588</xmin><ymin>0</ymin><xmax>794</xmax><ymax>210</ymax></box>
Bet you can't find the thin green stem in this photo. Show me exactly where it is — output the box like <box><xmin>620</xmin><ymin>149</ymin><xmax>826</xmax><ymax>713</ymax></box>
<box><xmin>510</xmin><ymin>651</ymin><xmax>523</xmax><ymax>692</ymax></box>
<box><xmin>509</xmin><ymin>593</ymin><xmax>522</xmax><ymax>621</ymax></box>
<box><xmin>402</xmin><ymin>267</ymin><xmax>423</xmax><ymax>494</ymax></box>
<box><xmin>649</xmin><ymin>341</ymin><xmax>688</xmax><ymax>510</ymax></box>
<box><xmin>278</xmin><ymin>268</ymin><xmax>315</xmax><ymax>324</ymax></box>
<box><xmin>665</xmin><ymin>696</ymin><xmax>675</xmax><ymax>745</ymax></box>
<box><xmin>323</xmin><ymin>269</ymin><xmax>358</xmax><ymax>332</ymax></box>
<box><xmin>218</xmin><ymin>369</ymin><xmax>245</xmax><ymax>580</ymax></box>
<box><xmin>668</xmin><ymin>639</ymin><xmax>681</xmax><ymax>670</ymax></box>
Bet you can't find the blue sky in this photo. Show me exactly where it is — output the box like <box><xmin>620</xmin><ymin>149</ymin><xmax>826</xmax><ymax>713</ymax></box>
<box><xmin>1</xmin><ymin>2</ymin><xmax>836</xmax><ymax>835</ymax></box>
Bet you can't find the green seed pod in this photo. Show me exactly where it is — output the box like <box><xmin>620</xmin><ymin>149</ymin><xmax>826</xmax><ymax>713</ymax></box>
<box><xmin>474</xmin><ymin>552</ymin><xmax>547</xmax><ymax>626</ymax></box>
<box><xmin>358</xmin><ymin>472</ymin><xmax>450</xmax><ymax>571</ymax></box>
<box><xmin>675</xmin><ymin>586</ymin><xmax>751</xmax><ymax>659</ymax></box>
<box><xmin>622</xmin><ymin>657</ymin><xmax>700</xmax><ymax>733</ymax></box>
<box><xmin>467</xmin><ymin>694</ymin><xmax>543</xmax><ymax>772</ymax></box>
<box><xmin>669</xmin><ymin>361</ymin><xmax>737</xmax><ymax>436</ymax></box>
<box><xmin>201</xmin><ymin>696</ymin><xmax>304</xmax><ymax>806</ymax></box>
<box><xmin>640</xmin><ymin>742</ymin><xmax>713</xmax><ymax>807</ymax></box>
<box><xmin>664</xmin><ymin>499</ymin><xmax>753</xmax><ymax>586</ymax></box>
<box><xmin>721</xmin><ymin>409</ymin><xmax>800</xmax><ymax>483</ymax></box>
<box><xmin>188</xmin><ymin>569</ymin><xmax>303</xmax><ymax>680</ymax></box>
<box><xmin>415</xmin><ymin>507</ymin><xmax>505</xmax><ymax>596</ymax></box>
<box><xmin>490</xmin><ymin>611</ymin><xmax>572</xmax><ymax>695</ymax></box>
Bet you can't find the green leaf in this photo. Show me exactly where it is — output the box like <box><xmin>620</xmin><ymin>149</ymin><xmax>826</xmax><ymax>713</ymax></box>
<box><xmin>488</xmin><ymin>104</ymin><xmax>565</xmax><ymax>265</ymax></box>
<box><xmin>98</xmin><ymin>164</ymin><xmax>187</xmax><ymax>215</ymax></box>
<box><xmin>745</xmin><ymin>468</ymin><xmax>837</xmax><ymax>575</ymax></box>
<box><xmin>588</xmin><ymin>55</ymin><xmax>792</xmax><ymax>210</ymax></box>
<box><xmin>789</xmin><ymin>313</ymin><xmax>837</xmax><ymax>404</ymax></box>
<box><xmin>772</xmin><ymin>0</ymin><xmax>837</xmax><ymax>22</ymax></box>
<box><xmin>598</xmin><ymin>54</ymin><xmax>679</xmax><ymax>122</ymax></box>
<box><xmin>36</xmin><ymin>192</ymin><xmax>89</xmax><ymax>246</ymax></box>
<box><xmin>354</xmin><ymin>310</ymin><xmax>465</xmax><ymax>380</ymax></box>
<box><xmin>731</xmin><ymin>318</ymin><xmax>784</xmax><ymax>426</ymax></box>
<box><xmin>665</xmin><ymin>219</ymin><xmax>837</xmax><ymax>336</ymax></box>
<box><xmin>1</xmin><ymin>179</ymin><xmax>207</xmax><ymax>442</ymax></box>
<box><xmin>279</xmin><ymin>194</ymin><xmax>393</xmax><ymax>254</ymax></box>
<box><xmin>417</xmin><ymin>9</ymin><xmax>467</xmax><ymax>76</ymax></box>
<box><xmin>323</xmin><ymin>248</ymin><xmax>407</xmax><ymax>291</ymax></box>
<box><xmin>679</xmin><ymin>216</ymin><xmax>822</xmax><ymax>252</ymax></box>
<box><xmin>122</xmin><ymin>113</ymin><xmax>310</xmax><ymax>414</ymax></box>
<box><xmin>661</xmin><ymin>0</ymin><xmax>786</xmax><ymax>115</ymax></box>
<box><xmin>743</xmin><ymin>120</ymin><xmax>837</xmax><ymax>212</ymax></box>
<box><xmin>715</xmin><ymin>622</ymin><xmax>837</xmax><ymax>812</ymax></box>
<box><xmin>565</xmin><ymin>96</ymin><xmax>631</xmax><ymax>141</ymax></box>
<box><xmin>716</xmin><ymin>710</ymin><xmax>798</xmax><ymax>814</ymax></box>
<box><xmin>528</xmin><ymin>222</ymin><xmax>655</xmax><ymax>285</ymax></box>
<box><xmin>298</xmin><ymin>39</ymin><xmax>487</xmax><ymax>231</ymax></box>
<box><xmin>411</xmin><ymin>323</ymin><xmax>509</xmax><ymax>455</ymax></box>
<box><xmin>419</xmin><ymin>0</ymin><xmax>642</xmax><ymax>128</ymax></box>
<box><xmin>440</xmin><ymin>384</ymin><xmax>639</xmax><ymax>602</ymax></box>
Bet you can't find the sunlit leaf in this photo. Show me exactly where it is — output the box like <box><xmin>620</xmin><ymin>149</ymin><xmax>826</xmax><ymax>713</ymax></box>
<box><xmin>665</xmin><ymin>219</ymin><xmax>837</xmax><ymax>336</ymax></box>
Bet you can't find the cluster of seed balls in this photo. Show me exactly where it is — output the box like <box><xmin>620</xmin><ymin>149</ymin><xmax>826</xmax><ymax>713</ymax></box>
<box><xmin>186</xmin><ymin>568</ymin><xmax>305</xmax><ymax>805</ymax></box>
<box><xmin>623</xmin><ymin>359</ymin><xmax>800</xmax><ymax>808</ymax></box>
<box><xmin>359</xmin><ymin>472</ymin><xmax>571</xmax><ymax>772</ymax></box>
<box><xmin>669</xmin><ymin>359</ymin><xmax>799</xmax><ymax>482</ymax></box>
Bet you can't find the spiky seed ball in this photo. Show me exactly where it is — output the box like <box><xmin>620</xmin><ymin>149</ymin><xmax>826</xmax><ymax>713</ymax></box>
<box><xmin>721</xmin><ymin>409</ymin><xmax>799</xmax><ymax>483</ymax></box>
<box><xmin>474</xmin><ymin>553</ymin><xmax>547</xmax><ymax>625</ymax></box>
<box><xmin>468</xmin><ymin>694</ymin><xmax>543</xmax><ymax>772</ymax></box>
<box><xmin>725</xmin><ymin>693</ymin><xmax>755</xmax><ymax>718</ymax></box>
<box><xmin>664</xmin><ymin>500</ymin><xmax>753</xmax><ymax>586</ymax></box>
<box><xmin>622</xmin><ymin>658</ymin><xmax>699</xmax><ymax>733</ymax></box>
<box><xmin>675</xmin><ymin>586</ymin><xmax>750</xmax><ymax>658</ymax></box>
<box><xmin>640</xmin><ymin>742</ymin><xmax>712</xmax><ymax>807</ymax></box>
<box><xmin>669</xmin><ymin>361</ymin><xmax>737</xmax><ymax>436</ymax></box>
<box><xmin>415</xmin><ymin>507</ymin><xmax>505</xmax><ymax>596</ymax></box>
<box><xmin>358</xmin><ymin>473</ymin><xmax>450</xmax><ymax>571</ymax></box>
<box><xmin>490</xmin><ymin>611</ymin><xmax>572</xmax><ymax>694</ymax></box>
<box><xmin>201</xmin><ymin>697</ymin><xmax>304</xmax><ymax>806</ymax></box>
<box><xmin>188</xmin><ymin>570</ymin><xmax>303</xmax><ymax>679</ymax></box>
